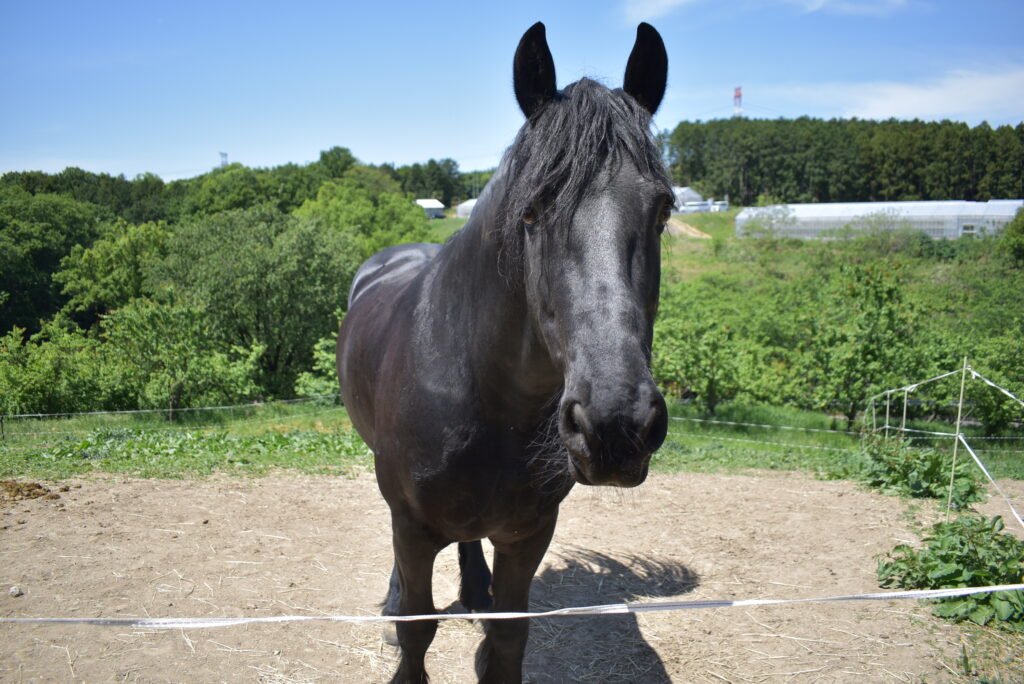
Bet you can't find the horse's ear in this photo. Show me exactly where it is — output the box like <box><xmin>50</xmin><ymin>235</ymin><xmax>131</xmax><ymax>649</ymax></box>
<box><xmin>623</xmin><ymin>22</ymin><xmax>667</xmax><ymax>115</ymax></box>
<box><xmin>513</xmin><ymin>22</ymin><xmax>557</xmax><ymax>119</ymax></box>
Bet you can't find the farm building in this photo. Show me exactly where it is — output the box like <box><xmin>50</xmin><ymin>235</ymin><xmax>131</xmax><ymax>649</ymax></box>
<box><xmin>415</xmin><ymin>198</ymin><xmax>446</xmax><ymax>219</ymax></box>
<box><xmin>671</xmin><ymin>186</ymin><xmax>729</xmax><ymax>214</ymax></box>
<box><xmin>735</xmin><ymin>199</ymin><xmax>1024</xmax><ymax>239</ymax></box>
<box><xmin>456</xmin><ymin>198</ymin><xmax>477</xmax><ymax>218</ymax></box>
<box><xmin>672</xmin><ymin>186</ymin><xmax>703</xmax><ymax>206</ymax></box>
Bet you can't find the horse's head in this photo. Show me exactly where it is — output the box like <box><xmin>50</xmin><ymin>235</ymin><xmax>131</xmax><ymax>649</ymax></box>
<box><xmin>500</xmin><ymin>23</ymin><xmax>671</xmax><ymax>487</ymax></box>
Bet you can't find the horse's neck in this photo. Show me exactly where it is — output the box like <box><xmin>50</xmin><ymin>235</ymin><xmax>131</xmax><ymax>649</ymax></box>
<box><xmin>429</xmin><ymin>205</ymin><xmax>562</xmax><ymax>426</ymax></box>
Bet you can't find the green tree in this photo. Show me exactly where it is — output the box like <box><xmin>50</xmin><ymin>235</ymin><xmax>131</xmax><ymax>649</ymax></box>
<box><xmin>0</xmin><ymin>317</ymin><xmax>124</xmax><ymax>415</ymax></box>
<box><xmin>342</xmin><ymin>164</ymin><xmax>402</xmax><ymax>200</ymax></box>
<box><xmin>54</xmin><ymin>219</ymin><xmax>169</xmax><ymax>323</ymax></box>
<box><xmin>1001</xmin><ymin>207</ymin><xmax>1024</xmax><ymax>265</ymax></box>
<box><xmin>102</xmin><ymin>299</ymin><xmax>262</xmax><ymax>416</ymax></box>
<box><xmin>969</xmin><ymin>319</ymin><xmax>1024</xmax><ymax>435</ymax></box>
<box><xmin>262</xmin><ymin>163</ymin><xmax>328</xmax><ymax>214</ymax></box>
<box><xmin>183</xmin><ymin>163</ymin><xmax>269</xmax><ymax>216</ymax></box>
<box><xmin>653</xmin><ymin>295</ymin><xmax>740</xmax><ymax>414</ymax></box>
<box><xmin>155</xmin><ymin>206</ymin><xmax>361</xmax><ymax>396</ymax></box>
<box><xmin>0</xmin><ymin>186</ymin><xmax>107</xmax><ymax>334</ymax></box>
<box><xmin>294</xmin><ymin>325</ymin><xmax>342</xmax><ymax>402</ymax></box>
<box><xmin>809</xmin><ymin>262</ymin><xmax>923</xmax><ymax>425</ymax></box>
<box><xmin>294</xmin><ymin>181</ymin><xmax>428</xmax><ymax>261</ymax></box>
<box><xmin>316</xmin><ymin>146</ymin><xmax>357</xmax><ymax>179</ymax></box>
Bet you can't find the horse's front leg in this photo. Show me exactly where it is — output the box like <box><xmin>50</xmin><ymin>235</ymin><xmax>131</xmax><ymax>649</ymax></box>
<box><xmin>476</xmin><ymin>514</ymin><xmax>558</xmax><ymax>684</ymax></box>
<box><xmin>387</xmin><ymin>511</ymin><xmax>444</xmax><ymax>684</ymax></box>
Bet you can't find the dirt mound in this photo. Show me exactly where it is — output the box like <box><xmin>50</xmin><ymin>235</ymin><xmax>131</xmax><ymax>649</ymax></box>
<box><xmin>666</xmin><ymin>217</ymin><xmax>711</xmax><ymax>239</ymax></box>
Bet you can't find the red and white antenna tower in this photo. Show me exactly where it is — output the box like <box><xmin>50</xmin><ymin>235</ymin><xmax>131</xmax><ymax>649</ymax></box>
<box><xmin>733</xmin><ymin>86</ymin><xmax>743</xmax><ymax>117</ymax></box>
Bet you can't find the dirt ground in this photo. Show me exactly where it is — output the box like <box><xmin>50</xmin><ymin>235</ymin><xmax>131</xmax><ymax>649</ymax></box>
<box><xmin>666</xmin><ymin>218</ymin><xmax>712</xmax><ymax>239</ymax></box>
<box><xmin>2</xmin><ymin>470</ymin><xmax>1022</xmax><ymax>683</ymax></box>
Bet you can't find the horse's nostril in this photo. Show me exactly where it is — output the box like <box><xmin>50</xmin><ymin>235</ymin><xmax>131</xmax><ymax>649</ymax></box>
<box><xmin>642</xmin><ymin>396</ymin><xmax>669</xmax><ymax>452</ymax></box>
<box><xmin>559</xmin><ymin>400</ymin><xmax>594</xmax><ymax>456</ymax></box>
<box><xmin>571</xmin><ymin>403</ymin><xmax>589</xmax><ymax>436</ymax></box>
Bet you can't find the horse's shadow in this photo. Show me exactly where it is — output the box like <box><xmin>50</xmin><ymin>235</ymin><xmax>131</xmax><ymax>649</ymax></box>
<box><xmin>522</xmin><ymin>547</ymin><xmax>698</xmax><ymax>683</ymax></box>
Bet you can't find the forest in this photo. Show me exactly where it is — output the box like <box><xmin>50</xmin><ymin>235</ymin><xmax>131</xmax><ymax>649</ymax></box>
<box><xmin>664</xmin><ymin>117</ymin><xmax>1024</xmax><ymax>206</ymax></box>
<box><xmin>0</xmin><ymin>147</ymin><xmax>490</xmax><ymax>415</ymax></box>
<box><xmin>1</xmin><ymin>122</ymin><xmax>1023</xmax><ymax>431</ymax></box>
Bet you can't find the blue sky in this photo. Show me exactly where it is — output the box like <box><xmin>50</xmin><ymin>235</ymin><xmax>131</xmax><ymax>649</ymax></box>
<box><xmin>2</xmin><ymin>0</ymin><xmax>1022</xmax><ymax>180</ymax></box>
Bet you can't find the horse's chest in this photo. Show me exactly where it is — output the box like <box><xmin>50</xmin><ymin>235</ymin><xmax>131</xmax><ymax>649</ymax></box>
<box><xmin>389</xmin><ymin>425</ymin><xmax>569</xmax><ymax>543</ymax></box>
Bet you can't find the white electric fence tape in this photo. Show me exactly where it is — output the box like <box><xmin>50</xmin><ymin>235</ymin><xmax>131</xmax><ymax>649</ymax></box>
<box><xmin>3</xmin><ymin>584</ymin><xmax>1023</xmax><ymax>631</ymax></box>
<box><xmin>956</xmin><ymin>434</ymin><xmax>1024</xmax><ymax>530</ymax></box>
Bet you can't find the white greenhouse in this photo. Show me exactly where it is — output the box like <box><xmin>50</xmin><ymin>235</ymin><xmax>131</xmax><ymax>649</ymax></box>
<box><xmin>735</xmin><ymin>199</ymin><xmax>1024</xmax><ymax>239</ymax></box>
<box><xmin>456</xmin><ymin>198</ymin><xmax>478</xmax><ymax>219</ymax></box>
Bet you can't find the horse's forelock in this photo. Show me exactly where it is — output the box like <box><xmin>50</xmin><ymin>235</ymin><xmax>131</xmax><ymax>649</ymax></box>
<box><xmin>493</xmin><ymin>78</ymin><xmax>671</xmax><ymax>278</ymax></box>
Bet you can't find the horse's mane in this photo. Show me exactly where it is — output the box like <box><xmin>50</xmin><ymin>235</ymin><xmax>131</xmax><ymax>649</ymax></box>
<box><xmin>493</xmin><ymin>77</ymin><xmax>672</xmax><ymax>275</ymax></box>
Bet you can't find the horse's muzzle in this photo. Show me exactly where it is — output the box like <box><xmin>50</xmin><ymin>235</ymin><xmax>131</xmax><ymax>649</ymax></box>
<box><xmin>558</xmin><ymin>385</ymin><xmax>667</xmax><ymax>487</ymax></box>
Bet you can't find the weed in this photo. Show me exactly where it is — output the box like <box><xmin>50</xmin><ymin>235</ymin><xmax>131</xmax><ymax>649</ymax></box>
<box><xmin>878</xmin><ymin>514</ymin><xmax>1024</xmax><ymax>631</ymax></box>
<box><xmin>839</xmin><ymin>436</ymin><xmax>986</xmax><ymax>508</ymax></box>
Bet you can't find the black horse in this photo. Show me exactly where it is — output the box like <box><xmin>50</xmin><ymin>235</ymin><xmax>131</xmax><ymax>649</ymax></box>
<box><xmin>337</xmin><ymin>22</ymin><xmax>672</xmax><ymax>683</ymax></box>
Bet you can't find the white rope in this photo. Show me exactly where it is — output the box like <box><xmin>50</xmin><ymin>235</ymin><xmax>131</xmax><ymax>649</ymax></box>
<box><xmin>671</xmin><ymin>431</ymin><xmax>855</xmax><ymax>452</ymax></box>
<box><xmin>4</xmin><ymin>396</ymin><xmax>339</xmax><ymax>420</ymax></box>
<box><xmin>866</xmin><ymin>369</ymin><xmax>962</xmax><ymax>404</ymax></box>
<box><xmin>882</xmin><ymin>426</ymin><xmax>957</xmax><ymax>438</ymax></box>
<box><xmin>669</xmin><ymin>416</ymin><xmax>858</xmax><ymax>435</ymax></box>
<box><xmin>3</xmin><ymin>584</ymin><xmax>1021</xmax><ymax>630</ymax></box>
<box><xmin>970</xmin><ymin>368</ymin><xmax>1024</xmax><ymax>411</ymax></box>
<box><xmin>957</xmin><ymin>434</ymin><xmax>1024</xmax><ymax>531</ymax></box>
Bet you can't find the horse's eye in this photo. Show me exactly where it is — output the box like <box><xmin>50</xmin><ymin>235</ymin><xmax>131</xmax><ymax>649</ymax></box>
<box><xmin>523</xmin><ymin>207</ymin><xmax>538</xmax><ymax>226</ymax></box>
<box><xmin>656</xmin><ymin>204</ymin><xmax>672</xmax><ymax>233</ymax></box>
<box><xmin>658</xmin><ymin>205</ymin><xmax>672</xmax><ymax>225</ymax></box>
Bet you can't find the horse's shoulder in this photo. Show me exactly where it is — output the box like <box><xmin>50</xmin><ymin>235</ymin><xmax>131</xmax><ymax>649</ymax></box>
<box><xmin>348</xmin><ymin>242</ymin><xmax>442</xmax><ymax>308</ymax></box>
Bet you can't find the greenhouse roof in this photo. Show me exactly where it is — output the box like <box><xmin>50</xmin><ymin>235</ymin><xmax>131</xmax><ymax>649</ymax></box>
<box><xmin>752</xmin><ymin>199</ymin><xmax>1023</xmax><ymax>220</ymax></box>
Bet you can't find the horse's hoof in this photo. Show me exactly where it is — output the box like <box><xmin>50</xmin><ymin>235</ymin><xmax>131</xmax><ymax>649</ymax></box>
<box><xmin>381</xmin><ymin>622</ymin><xmax>400</xmax><ymax>647</ymax></box>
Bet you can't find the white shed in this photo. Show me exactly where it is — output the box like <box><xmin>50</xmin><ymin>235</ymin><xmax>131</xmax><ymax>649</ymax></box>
<box><xmin>415</xmin><ymin>198</ymin><xmax>446</xmax><ymax>219</ymax></box>
<box><xmin>672</xmin><ymin>186</ymin><xmax>703</xmax><ymax>208</ymax></box>
<box><xmin>736</xmin><ymin>199</ymin><xmax>1024</xmax><ymax>239</ymax></box>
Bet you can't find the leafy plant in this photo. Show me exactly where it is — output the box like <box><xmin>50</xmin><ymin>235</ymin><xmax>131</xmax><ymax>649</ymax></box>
<box><xmin>878</xmin><ymin>515</ymin><xmax>1024</xmax><ymax>630</ymax></box>
<box><xmin>843</xmin><ymin>436</ymin><xmax>985</xmax><ymax>507</ymax></box>
<box><xmin>294</xmin><ymin>326</ymin><xmax>342</xmax><ymax>403</ymax></box>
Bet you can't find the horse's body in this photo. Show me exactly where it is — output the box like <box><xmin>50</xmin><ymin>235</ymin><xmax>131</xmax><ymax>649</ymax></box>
<box><xmin>337</xmin><ymin>22</ymin><xmax>672</xmax><ymax>683</ymax></box>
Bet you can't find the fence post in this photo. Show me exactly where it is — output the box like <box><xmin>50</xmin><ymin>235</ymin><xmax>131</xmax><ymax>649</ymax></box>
<box><xmin>884</xmin><ymin>391</ymin><xmax>891</xmax><ymax>436</ymax></box>
<box><xmin>901</xmin><ymin>389</ymin><xmax>909</xmax><ymax>433</ymax></box>
<box><xmin>944</xmin><ymin>356</ymin><xmax>969</xmax><ymax>521</ymax></box>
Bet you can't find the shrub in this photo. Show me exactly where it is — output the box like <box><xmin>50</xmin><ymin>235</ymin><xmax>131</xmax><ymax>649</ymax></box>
<box><xmin>843</xmin><ymin>436</ymin><xmax>985</xmax><ymax>507</ymax></box>
<box><xmin>878</xmin><ymin>515</ymin><xmax>1024</xmax><ymax>631</ymax></box>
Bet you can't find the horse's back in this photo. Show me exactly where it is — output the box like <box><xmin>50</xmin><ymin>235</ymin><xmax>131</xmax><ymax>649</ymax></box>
<box><xmin>347</xmin><ymin>242</ymin><xmax>442</xmax><ymax>309</ymax></box>
<box><xmin>338</xmin><ymin>242</ymin><xmax>442</xmax><ymax>447</ymax></box>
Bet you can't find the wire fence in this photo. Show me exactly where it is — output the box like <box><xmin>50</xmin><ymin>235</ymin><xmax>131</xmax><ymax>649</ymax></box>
<box><xmin>0</xmin><ymin>395</ymin><xmax>344</xmax><ymax>447</ymax></box>
<box><xmin>867</xmin><ymin>359</ymin><xmax>1024</xmax><ymax>530</ymax></box>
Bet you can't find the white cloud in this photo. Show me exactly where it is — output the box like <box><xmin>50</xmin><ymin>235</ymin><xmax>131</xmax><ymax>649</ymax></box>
<box><xmin>784</xmin><ymin>0</ymin><xmax>910</xmax><ymax>16</ymax></box>
<box><xmin>768</xmin><ymin>67</ymin><xmax>1024</xmax><ymax>124</ymax></box>
<box><xmin>623</xmin><ymin>0</ymin><xmax>911</xmax><ymax>22</ymax></box>
<box><xmin>622</xmin><ymin>0</ymin><xmax>701</xmax><ymax>22</ymax></box>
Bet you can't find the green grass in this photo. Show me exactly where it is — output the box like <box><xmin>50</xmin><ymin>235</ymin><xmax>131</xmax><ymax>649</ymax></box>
<box><xmin>0</xmin><ymin>400</ymin><xmax>369</xmax><ymax>480</ymax></box>
<box><xmin>0</xmin><ymin>399</ymin><xmax>352</xmax><ymax>444</ymax></box>
<box><xmin>675</xmin><ymin>208</ymin><xmax>740</xmax><ymax>242</ymax></box>
<box><xmin>656</xmin><ymin>401</ymin><xmax>862</xmax><ymax>476</ymax></box>
<box><xmin>3</xmin><ymin>399</ymin><xmax>1019</xmax><ymax>482</ymax></box>
<box><xmin>0</xmin><ymin>427</ymin><xmax>372</xmax><ymax>480</ymax></box>
<box><xmin>425</xmin><ymin>216</ymin><xmax>467</xmax><ymax>242</ymax></box>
